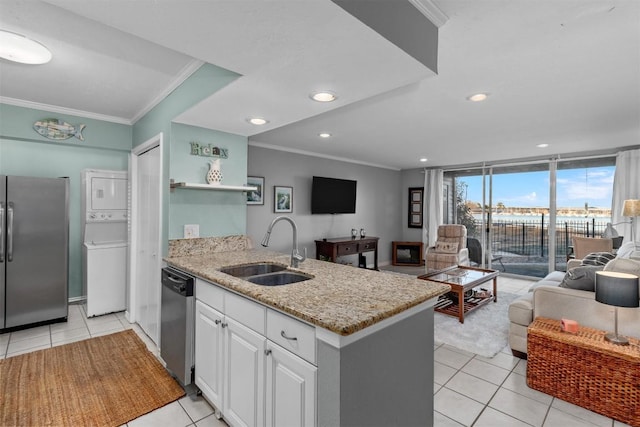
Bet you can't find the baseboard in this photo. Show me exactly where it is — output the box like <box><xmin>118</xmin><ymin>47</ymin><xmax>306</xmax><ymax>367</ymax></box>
<box><xmin>69</xmin><ymin>296</ymin><xmax>86</xmax><ymax>305</ymax></box>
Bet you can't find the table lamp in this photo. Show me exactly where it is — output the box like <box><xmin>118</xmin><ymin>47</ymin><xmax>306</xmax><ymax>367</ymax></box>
<box><xmin>623</xmin><ymin>199</ymin><xmax>640</xmax><ymax>253</ymax></box>
<box><xmin>595</xmin><ymin>271</ymin><xmax>639</xmax><ymax>345</ymax></box>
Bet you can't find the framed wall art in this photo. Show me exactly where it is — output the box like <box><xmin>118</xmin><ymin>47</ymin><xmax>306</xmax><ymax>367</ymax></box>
<box><xmin>274</xmin><ymin>186</ymin><xmax>293</xmax><ymax>213</ymax></box>
<box><xmin>246</xmin><ymin>176</ymin><xmax>264</xmax><ymax>205</ymax></box>
<box><xmin>408</xmin><ymin>187</ymin><xmax>423</xmax><ymax>228</ymax></box>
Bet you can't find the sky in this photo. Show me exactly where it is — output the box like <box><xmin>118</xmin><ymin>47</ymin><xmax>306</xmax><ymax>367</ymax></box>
<box><xmin>459</xmin><ymin>166</ymin><xmax>615</xmax><ymax>209</ymax></box>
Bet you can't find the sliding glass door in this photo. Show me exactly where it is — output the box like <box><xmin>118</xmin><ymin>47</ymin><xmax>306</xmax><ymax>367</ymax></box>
<box><xmin>448</xmin><ymin>157</ymin><xmax>615</xmax><ymax>278</ymax></box>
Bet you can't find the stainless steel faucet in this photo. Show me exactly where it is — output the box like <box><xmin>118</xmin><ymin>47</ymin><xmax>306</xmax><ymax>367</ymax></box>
<box><xmin>261</xmin><ymin>216</ymin><xmax>307</xmax><ymax>268</ymax></box>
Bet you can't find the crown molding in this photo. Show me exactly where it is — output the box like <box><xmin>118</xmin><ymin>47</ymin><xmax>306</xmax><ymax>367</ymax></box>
<box><xmin>248</xmin><ymin>141</ymin><xmax>400</xmax><ymax>171</ymax></box>
<box><xmin>1</xmin><ymin>59</ymin><xmax>205</xmax><ymax>127</ymax></box>
<box><xmin>0</xmin><ymin>96</ymin><xmax>131</xmax><ymax>125</ymax></box>
<box><xmin>409</xmin><ymin>0</ymin><xmax>449</xmax><ymax>27</ymax></box>
<box><xmin>130</xmin><ymin>59</ymin><xmax>204</xmax><ymax>124</ymax></box>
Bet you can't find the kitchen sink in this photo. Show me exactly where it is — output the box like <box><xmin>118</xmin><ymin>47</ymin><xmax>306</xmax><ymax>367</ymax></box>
<box><xmin>219</xmin><ymin>262</ymin><xmax>287</xmax><ymax>278</ymax></box>
<box><xmin>219</xmin><ymin>262</ymin><xmax>312</xmax><ymax>286</ymax></box>
<box><xmin>246</xmin><ymin>271</ymin><xmax>313</xmax><ymax>286</ymax></box>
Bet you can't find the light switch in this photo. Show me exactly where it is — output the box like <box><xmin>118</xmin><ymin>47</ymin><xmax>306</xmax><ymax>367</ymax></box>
<box><xmin>184</xmin><ymin>224</ymin><xmax>199</xmax><ymax>239</ymax></box>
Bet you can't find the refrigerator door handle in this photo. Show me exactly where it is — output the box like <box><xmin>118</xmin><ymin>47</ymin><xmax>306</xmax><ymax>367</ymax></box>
<box><xmin>0</xmin><ymin>201</ymin><xmax>4</xmax><ymax>262</ymax></box>
<box><xmin>7</xmin><ymin>202</ymin><xmax>14</xmax><ymax>262</ymax></box>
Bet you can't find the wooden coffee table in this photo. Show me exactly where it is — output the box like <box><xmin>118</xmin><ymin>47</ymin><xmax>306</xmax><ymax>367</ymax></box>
<box><xmin>418</xmin><ymin>265</ymin><xmax>498</xmax><ymax>323</ymax></box>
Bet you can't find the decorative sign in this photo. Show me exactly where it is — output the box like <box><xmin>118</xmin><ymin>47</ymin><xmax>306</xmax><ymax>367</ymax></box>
<box><xmin>190</xmin><ymin>141</ymin><xmax>228</xmax><ymax>158</ymax></box>
<box><xmin>33</xmin><ymin>118</ymin><xmax>85</xmax><ymax>141</ymax></box>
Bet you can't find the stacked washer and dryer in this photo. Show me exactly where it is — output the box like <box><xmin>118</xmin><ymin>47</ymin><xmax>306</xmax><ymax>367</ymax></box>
<box><xmin>81</xmin><ymin>169</ymin><xmax>128</xmax><ymax>317</ymax></box>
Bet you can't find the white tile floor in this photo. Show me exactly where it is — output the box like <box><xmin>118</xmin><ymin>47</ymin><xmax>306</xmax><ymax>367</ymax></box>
<box><xmin>0</xmin><ymin>277</ymin><xmax>632</xmax><ymax>426</ymax></box>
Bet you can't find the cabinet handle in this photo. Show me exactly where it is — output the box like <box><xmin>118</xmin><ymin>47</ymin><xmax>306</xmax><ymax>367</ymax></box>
<box><xmin>221</xmin><ymin>322</ymin><xmax>228</xmax><ymax>328</ymax></box>
<box><xmin>214</xmin><ymin>319</ymin><xmax>221</xmax><ymax>325</ymax></box>
<box><xmin>281</xmin><ymin>330</ymin><xmax>298</xmax><ymax>341</ymax></box>
<box><xmin>265</xmin><ymin>349</ymin><xmax>272</xmax><ymax>356</ymax></box>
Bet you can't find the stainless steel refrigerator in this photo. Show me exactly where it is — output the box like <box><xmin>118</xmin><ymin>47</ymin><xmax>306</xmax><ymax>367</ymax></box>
<box><xmin>0</xmin><ymin>175</ymin><xmax>69</xmax><ymax>330</ymax></box>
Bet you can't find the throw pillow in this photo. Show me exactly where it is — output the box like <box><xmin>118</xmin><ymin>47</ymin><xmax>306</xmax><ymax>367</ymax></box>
<box><xmin>603</xmin><ymin>258</ymin><xmax>640</xmax><ymax>277</ymax></box>
<box><xmin>581</xmin><ymin>251</ymin><xmax>616</xmax><ymax>266</ymax></box>
<box><xmin>559</xmin><ymin>265</ymin><xmax>604</xmax><ymax>291</ymax></box>
<box><xmin>435</xmin><ymin>241</ymin><xmax>459</xmax><ymax>254</ymax></box>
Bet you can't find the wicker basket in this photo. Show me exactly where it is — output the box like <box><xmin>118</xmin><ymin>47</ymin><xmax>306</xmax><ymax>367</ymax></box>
<box><xmin>527</xmin><ymin>317</ymin><xmax>640</xmax><ymax>427</ymax></box>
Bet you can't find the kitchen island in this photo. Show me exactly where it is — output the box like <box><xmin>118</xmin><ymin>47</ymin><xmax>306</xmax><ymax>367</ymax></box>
<box><xmin>165</xmin><ymin>236</ymin><xmax>449</xmax><ymax>427</ymax></box>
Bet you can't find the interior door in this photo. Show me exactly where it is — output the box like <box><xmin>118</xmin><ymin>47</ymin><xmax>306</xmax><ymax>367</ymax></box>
<box><xmin>135</xmin><ymin>144</ymin><xmax>161</xmax><ymax>343</ymax></box>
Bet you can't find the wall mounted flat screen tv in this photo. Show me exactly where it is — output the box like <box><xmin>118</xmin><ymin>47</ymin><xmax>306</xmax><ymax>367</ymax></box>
<box><xmin>311</xmin><ymin>176</ymin><xmax>357</xmax><ymax>214</ymax></box>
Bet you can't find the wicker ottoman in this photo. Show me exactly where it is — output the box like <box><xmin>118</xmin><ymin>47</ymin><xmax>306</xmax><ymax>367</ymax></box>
<box><xmin>527</xmin><ymin>317</ymin><xmax>640</xmax><ymax>427</ymax></box>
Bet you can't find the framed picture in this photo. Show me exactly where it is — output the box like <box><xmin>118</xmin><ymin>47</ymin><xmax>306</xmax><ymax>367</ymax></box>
<box><xmin>246</xmin><ymin>176</ymin><xmax>264</xmax><ymax>205</ymax></box>
<box><xmin>274</xmin><ymin>186</ymin><xmax>293</xmax><ymax>213</ymax></box>
<box><xmin>408</xmin><ymin>187</ymin><xmax>423</xmax><ymax>228</ymax></box>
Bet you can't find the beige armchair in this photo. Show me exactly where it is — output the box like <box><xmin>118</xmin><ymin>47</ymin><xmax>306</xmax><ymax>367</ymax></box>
<box><xmin>567</xmin><ymin>237</ymin><xmax>613</xmax><ymax>269</ymax></box>
<box><xmin>426</xmin><ymin>224</ymin><xmax>469</xmax><ymax>271</ymax></box>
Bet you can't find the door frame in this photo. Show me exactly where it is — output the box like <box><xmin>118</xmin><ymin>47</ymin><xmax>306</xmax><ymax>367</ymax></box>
<box><xmin>127</xmin><ymin>133</ymin><xmax>163</xmax><ymax>325</ymax></box>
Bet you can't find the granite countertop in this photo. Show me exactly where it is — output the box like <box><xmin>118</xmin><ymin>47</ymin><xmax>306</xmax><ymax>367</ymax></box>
<box><xmin>165</xmin><ymin>247</ymin><xmax>450</xmax><ymax>336</ymax></box>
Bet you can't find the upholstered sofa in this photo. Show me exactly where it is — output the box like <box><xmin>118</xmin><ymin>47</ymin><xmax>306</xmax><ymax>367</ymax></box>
<box><xmin>508</xmin><ymin>256</ymin><xmax>640</xmax><ymax>358</ymax></box>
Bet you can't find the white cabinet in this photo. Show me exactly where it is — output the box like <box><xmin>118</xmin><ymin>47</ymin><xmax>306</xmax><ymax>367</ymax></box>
<box><xmin>195</xmin><ymin>278</ymin><xmax>317</xmax><ymax>427</ymax></box>
<box><xmin>223</xmin><ymin>316</ymin><xmax>266</xmax><ymax>427</ymax></box>
<box><xmin>194</xmin><ymin>300</ymin><xmax>224</xmax><ymax>410</ymax></box>
<box><xmin>266</xmin><ymin>342</ymin><xmax>316</xmax><ymax>427</ymax></box>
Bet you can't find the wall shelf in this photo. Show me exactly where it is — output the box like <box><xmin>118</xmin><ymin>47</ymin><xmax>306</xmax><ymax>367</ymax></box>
<box><xmin>170</xmin><ymin>180</ymin><xmax>257</xmax><ymax>192</ymax></box>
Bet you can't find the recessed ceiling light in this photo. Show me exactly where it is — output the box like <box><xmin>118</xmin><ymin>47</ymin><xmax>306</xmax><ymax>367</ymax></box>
<box><xmin>537</xmin><ymin>143</ymin><xmax>549</xmax><ymax>148</ymax></box>
<box><xmin>420</xmin><ymin>158</ymin><xmax>428</xmax><ymax>162</ymax></box>
<box><xmin>467</xmin><ymin>93</ymin><xmax>488</xmax><ymax>102</ymax></box>
<box><xmin>247</xmin><ymin>117</ymin><xmax>268</xmax><ymax>125</ymax></box>
<box><xmin>310</xmin><ymin>91</ymin><xmax>337</xmax><ymax>102</ymax></box>
<box><xmin>318</xmin><ymin>133</ymin><xmax>332</xmax><ymax>138</ymax></box>
<box><xmin>0</xmin><ymin>30</ymin><xmax>52</xmax><ymax>64</ymax></box>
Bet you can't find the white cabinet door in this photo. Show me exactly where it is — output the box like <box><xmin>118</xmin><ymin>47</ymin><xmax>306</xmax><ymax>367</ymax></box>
<box><xmin>224</xmin><ymin>317</ymin><xmax>266</xmax><ymax>427</ymax></box>
<box><xmin>195</xmin><ymin>300</ymin><xmax>224</xmax><ymax>410</ymax></box>
<box><xmin>266</xmin><ymin>343</ymin><xmax>317</xmax><ymax>427</ymax></box>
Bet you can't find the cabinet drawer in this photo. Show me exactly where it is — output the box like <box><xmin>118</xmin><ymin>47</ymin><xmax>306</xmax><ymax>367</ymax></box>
<box><xmin>196</xmin><ymin>278</ymin><xmax>224</xmax><ymax>312</ymax></box>
<box><xmin>267</xmin><ymin>309</ymin><xmax>316</xmax><ymax>364</ymax></box>
<box><xmin>360</xmin><ymin>241</ymin><xmax>377</xmax><ymax>251</ymax></box>
<box><xmin>225</xmin><ymin>291</ymin><xmax>265</xmax><ymax>335</ymax></box>
<box><xmin>337</xmin><ymin>242</ymin><xmax>358</xmax><ymax>256</ymax></box>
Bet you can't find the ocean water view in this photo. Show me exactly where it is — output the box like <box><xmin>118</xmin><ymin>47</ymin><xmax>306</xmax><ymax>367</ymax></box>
<box><xmin>473</xmin><ymin>213</ymin><xmax>613</xmax><ymax>224</ymax></box>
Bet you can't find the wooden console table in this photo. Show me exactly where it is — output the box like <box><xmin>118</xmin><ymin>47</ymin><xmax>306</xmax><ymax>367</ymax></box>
<box><xmin>315</xmin><ymin>236</ymin><xmax>379</xmax><ymax>270</ymax></box>
<box><xmin>527</xmin><ymin>317</ymin><xmax>640</xmax><ymax>426</ymax></box>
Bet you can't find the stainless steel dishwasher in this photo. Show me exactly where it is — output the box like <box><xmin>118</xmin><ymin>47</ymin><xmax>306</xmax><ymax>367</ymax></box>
<box><xmin>160</xmin><ymin>267</ymin><xmax>195</xmax><ymax>390</ymax></box>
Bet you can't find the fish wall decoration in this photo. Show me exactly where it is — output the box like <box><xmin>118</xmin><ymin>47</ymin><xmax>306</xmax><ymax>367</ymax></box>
<box><xmin>33</xmin><ymin>119</ymin><xmax>86</xmax><ymax>141</ymax></box>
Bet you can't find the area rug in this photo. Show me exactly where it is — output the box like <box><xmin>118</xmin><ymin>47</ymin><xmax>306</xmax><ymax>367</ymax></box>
<box><xmin>0</xmin><ymin>329</ymin><xmax>185</xmax><ymax>427</ymax></box>
<box><xmin>434</xmin><ymin>292</ymin><xmax>520</xmax><ymax>358</ymax></box>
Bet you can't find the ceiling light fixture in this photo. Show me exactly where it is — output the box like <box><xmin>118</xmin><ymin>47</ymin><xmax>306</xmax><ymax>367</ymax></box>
<box><xmin>0</xmin><ymin>30</ymin><xmax>52</xmax><ymax>64</ymax></box>
<box><xmin>537</xmin><ymin>143</ymin><xmax>549</xmax><ymax>148</ymax></box>
<box><xmin>467</xmin><ymin>93</ymin><xmax>488</xmax><ymax>102</ymax></box>
<box><xmin>318</xmin><ymin>133</ymin><xmax>332</xmax><ymax>138</ymax></box>
<box><xmin>310</xmin><ymin>91</ymin><xmax>337</xmax><ymax>102</ymax></box>
<box><xmin>420</xmin><ymin>158</ymin><xmax>428</xmax><ymax>162</ymax></box>
<box><xmin>247</xmin><ymin>117</ymin><xmax>268</xmax><ymax>125</ymax></box>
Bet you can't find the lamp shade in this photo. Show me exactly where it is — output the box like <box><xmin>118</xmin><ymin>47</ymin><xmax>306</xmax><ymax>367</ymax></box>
<box><xmin>622</xmin><ymin>199</ymin><xmax>640</xmax><ymax>217</ymax></box>
<box><xmin>595</xmin><ymin>271</ymin><xmax>639</xmax><ymax>308</ymax></box>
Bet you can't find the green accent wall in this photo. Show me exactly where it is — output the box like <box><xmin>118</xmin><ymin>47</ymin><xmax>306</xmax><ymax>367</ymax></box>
<box><xmin>132</xmin><ymin>63</ymin><xmax>243</xmax><ymax>250</ymax></box>
<box><xmin>0</xmin><ymin>63</ymin><xmax>247</xmax><ymax>301</ymax></box>
<box><xmin>0</xmin><ymin>103</ymin><xmax>131</xmax><ymax>300</ymax></box>
<box><xmin>169</xmin><ymin>123</ymin><xmax>248</xmax><ymax>238</ymax></box>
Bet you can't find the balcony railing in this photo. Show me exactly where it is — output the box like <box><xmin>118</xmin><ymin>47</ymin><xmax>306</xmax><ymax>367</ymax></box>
<box><xmin>467</xmin><ymin>216</ymin><xmax>613</xmax><ymax>276</ymax></box>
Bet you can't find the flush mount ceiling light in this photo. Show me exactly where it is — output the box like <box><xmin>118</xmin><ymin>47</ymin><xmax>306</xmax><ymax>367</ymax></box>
<box><xmin>247</xmin><ymin>117</ymin><xmax>268</xmax><ymax>125</ymax></box>
<box><xmin>0</xmin><ymin>30</ymin><xmax>52</xmax><ymax>64</ymax></box>
<box><xmin>467</xmin><ymin>93</ymin><xmax>488</xmax><ymax>102</ymax></box>
<box><xmin>419</xmin><ymin>157</ymin><xmax>428</xmax><ymax>162</ymax></box>
<box><xmin>318</xmin><ymin>132</ymin><xmax>332</xmax><ymax>138</ymax></box>
<box><xmin>537</xmin><ymin>143</ymin><xmax>549</xmax><ymax>148</ymax></box>
<box><xmin>310</xmin><ymin>91</ymin><xmax>337</xmax><ymax>102</ymax></box>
